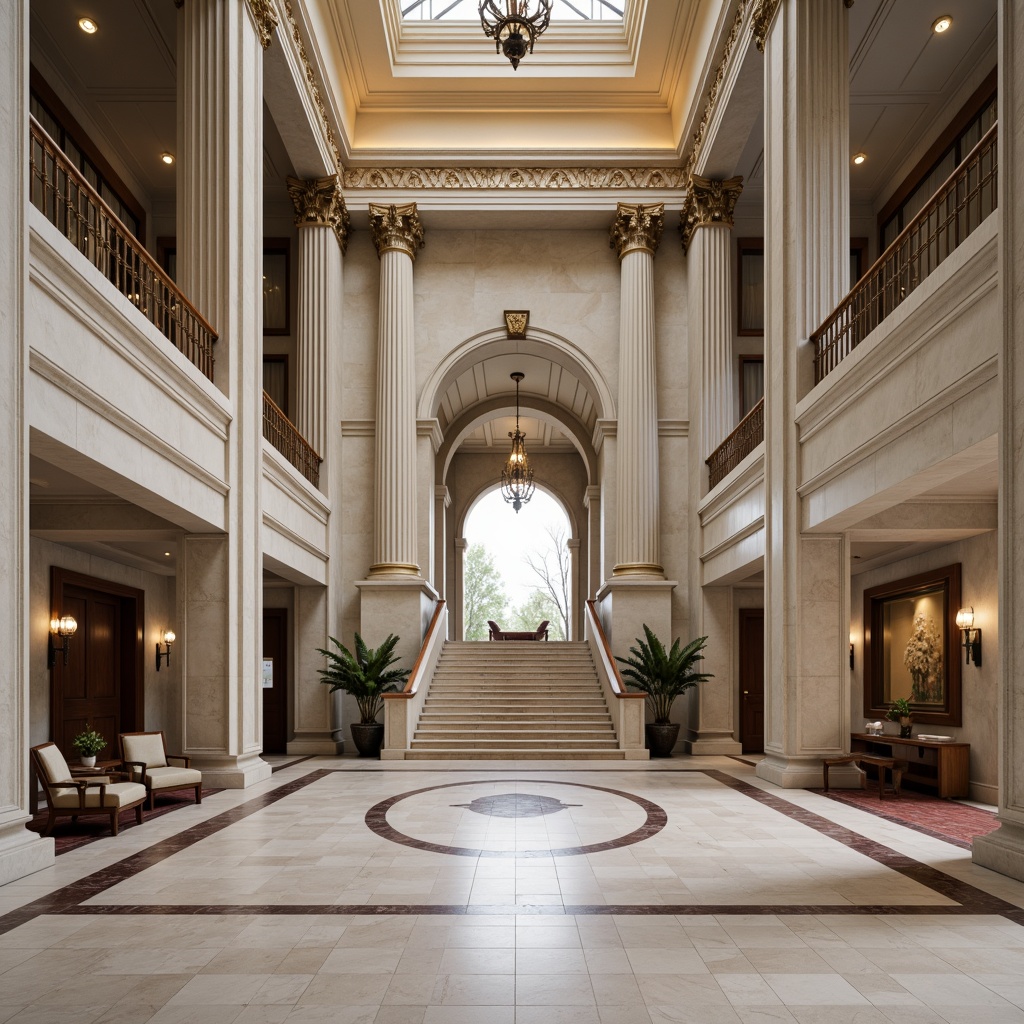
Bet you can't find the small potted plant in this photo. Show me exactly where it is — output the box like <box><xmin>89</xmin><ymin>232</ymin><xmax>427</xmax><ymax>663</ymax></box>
<box><xmin>317</xmin><ymin>633</ymin><xmax>410</xmax><ymax>757</ymax></box>
<box><xmin>616</xmin><ymin>626</ymin><xmax>712</xmax><ymax>758</ymax></box>
<box><xmin>886</xmin><ymin>697</ymin><xmax>913</xmax><ymax>738</ymax></box>
<box><xmin>72</xmin><ymin>725</ymin><xmax>107</xmax><ymax>767</ymax></box>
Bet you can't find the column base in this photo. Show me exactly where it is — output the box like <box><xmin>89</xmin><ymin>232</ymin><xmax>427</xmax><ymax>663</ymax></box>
<box><xmin>190</xmin><ymin>752</ymin><xmax>272</xmax><ymax>789</ymax></box>
<box><xmin>684</xmin><ymin>732</ymin><xmax>742</xmax><ymax>756</ymax></box>
<box><xmin>355</xmin><ymin>576</ymin><xmax>439</xmax><ymax>669</ymax></box>
<box><xmin>595</xmin><ymin>577</ymin><xmax>677</xmax><ymax>661</ymax></box>
<box><xmin>0</xmin><ymin>822</ymin><xmax>54</xmax><ymax>885</ymax></box>
<box><xmin>973</xmin><ymin>822</ymin><xmax>1024</xmax><ymax>882</ymax></box>
<box><xmin>287</xmin><ymin>736</ymin><xmax>344</xmax><ymax>756</ymax></box>
<box><xmin>756</xmin><ymin>752</ymin><xmax>862</xmax><ymax>789</ymax></box>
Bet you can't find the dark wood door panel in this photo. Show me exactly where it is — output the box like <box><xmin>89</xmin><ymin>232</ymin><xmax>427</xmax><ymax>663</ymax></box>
<box><xmin>262</xmin><ymin>608</ymin><xmax>288</xmax><ymax>755</ymax></box>
<box><xmin>739</xmin><ymin>608</ymin><xmax>765</xmax><ymax>754</ymax></box>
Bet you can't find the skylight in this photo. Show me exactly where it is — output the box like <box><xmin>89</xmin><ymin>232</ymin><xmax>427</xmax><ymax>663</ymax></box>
<box><xmin>402</xmin><ymin>0</ymin><xmax>624</xmax><ymax>22</ymax></box>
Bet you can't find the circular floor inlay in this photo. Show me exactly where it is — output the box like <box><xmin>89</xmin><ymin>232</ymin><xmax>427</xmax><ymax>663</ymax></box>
<box><xmin>364</xmin><ymin>779</ymin><xmax>667</xmax><ymax>858</ymax></box>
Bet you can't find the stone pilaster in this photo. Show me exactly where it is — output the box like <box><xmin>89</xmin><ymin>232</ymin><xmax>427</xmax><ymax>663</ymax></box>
<box><xmin>974</xmin><ymin>0</ymin><xmax>1024</xmax><ymax>880</ymax></box>
<box><xmin>286</xmin><ymin>175</ymin><xmax>348</xmax><ymax>464</ymax></box>
<box><xmin>584</xmin><ymin>484</ymin><xmax>601</xmax><ymax>599</ymax></box>
<box><xmin>176</xmin><ymin>0</ymin><xmax>269</xmax><ymax>787</ymax></box>
<box><xmin>756</xmin><ymin>0</ymin><xmax>854</xmax><ymax>789</ymax></box>
<box><xmin>0</xmin><ymin>0</ymin><xmax>54</xmax><ymax>885</ymax></box>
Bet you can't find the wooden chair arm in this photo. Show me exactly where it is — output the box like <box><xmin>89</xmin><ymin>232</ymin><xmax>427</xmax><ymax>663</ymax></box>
<box><xmin>122</xmin><ymin>760</ymin><xmax>148</xmax><ymax>782</ymax></box>
<box><xmin>166</xmin><ymin>754</ymin><xmax>191</xmax><ymax>768</ymax></box>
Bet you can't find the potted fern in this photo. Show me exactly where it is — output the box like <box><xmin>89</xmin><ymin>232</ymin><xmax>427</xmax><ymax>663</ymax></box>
<box><xmin>616</xmin><ymin>626</ymin><xmax>712</xmax><ymax>757</ymax></box>
<box><xmin>317</xmin><ymin>633</ymin><xmax>410</xmax><ymax>757</ymax></box>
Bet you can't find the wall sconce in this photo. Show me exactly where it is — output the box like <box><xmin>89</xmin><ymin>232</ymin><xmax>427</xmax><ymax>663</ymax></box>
<box><xmin>955</xmin><ymin>607</ymin><xmax>982</xmax><ymax>667</ymax></box>
<box><xmin>48</xmin><ymin>615</ymin><xmax>78</xmax><ymax>668</ymax></box>
<box><xmin>849</xmin><ymin>634</ymin><xmax>855</xmax><ymax>670</ymax></box>
<box><xmin>156</xmin><ymin>629</ymin><xmax>176</xmax><ymax>671</ymax></box>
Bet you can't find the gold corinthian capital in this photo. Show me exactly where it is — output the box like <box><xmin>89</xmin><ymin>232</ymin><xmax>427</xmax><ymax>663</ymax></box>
<box><xmin>369</xmin><ymin>203</ymin><xmax>425</xmax><ymax>261</ymax></box>
<box><xmin>679</xmin><ymin>174</ymin><xmax>744</xmax><ymax>254</ymax></box>
<box><xmin>286</xmin><ymin>175</ymin><xmax>351</xmax><ymax>254</ymax></box>
<box><xmin>609</xmin><ymin>203</ymin><xmax>665</xmax><ymax>260</ymax></box>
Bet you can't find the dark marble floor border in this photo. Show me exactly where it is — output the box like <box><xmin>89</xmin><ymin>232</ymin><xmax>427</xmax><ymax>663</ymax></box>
<box><xmin>364</xmin><ymin>779</ymin><xmax>667</xmax><ymax>859</ymax></box>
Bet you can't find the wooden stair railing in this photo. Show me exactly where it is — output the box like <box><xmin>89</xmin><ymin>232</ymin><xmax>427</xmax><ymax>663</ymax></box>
<box><xmin>262</xmin><ymin>392</ymin><xmax>322</xmax><ymax>488</ymax></box>
<box><xmin>706</xmin><ymin>397</ymin><xmax>764</xmax><ymax>489</ymax></box>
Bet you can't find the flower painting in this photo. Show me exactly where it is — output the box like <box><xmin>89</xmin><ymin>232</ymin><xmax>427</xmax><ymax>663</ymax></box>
<box><xmin>903</xmin><ymin>613</ymin><xmax>944</xmax><ymax>704</ymax></box>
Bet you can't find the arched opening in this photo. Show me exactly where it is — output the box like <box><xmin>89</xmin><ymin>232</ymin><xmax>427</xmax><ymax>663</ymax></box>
<box><xmin>461</xmin><ymin>485</ymin><xmax>574</xmax><ymax>641</ymax></box>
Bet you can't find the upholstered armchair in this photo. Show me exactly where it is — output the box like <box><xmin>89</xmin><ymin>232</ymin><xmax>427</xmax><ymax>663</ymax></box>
<box><xmin>487</xmin><ymin>620</ymin><xmax>550</xmax><ymax>641</ymax></box>
<box><xmin>119</xmin><ymin>731</ymin><xmax>202</xmax><ymax>811</ymax></box>
<box><xmin>30</xmin><ymin>742</ymin><xmax>146</xmax><ymax>837</ymax></box>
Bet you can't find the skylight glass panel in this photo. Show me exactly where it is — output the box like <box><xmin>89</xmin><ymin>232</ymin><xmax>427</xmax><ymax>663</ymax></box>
<box><xmin>402</xmin><ymin>0</ymin><xmax>624</xmax><ymax>22</ymax></box>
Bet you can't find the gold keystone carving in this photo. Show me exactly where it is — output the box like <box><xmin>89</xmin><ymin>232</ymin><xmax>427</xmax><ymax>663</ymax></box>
<box><xmin>286</xmin><ymin>175</ymin><xmax>350</xmax><ymax>254</ymax></box>
<box><xmin>245</xmin><ymin>0</ymin><xmax>278</xmax><ymax>48</ymax></box>
<box><xmin>609</xmin><ymin>203</ymin><xmax>665</xmax><ymax>260</ymax></box>
<box><xmin>369</xmin><ymin>203</ymin><xmax>425</xmax><ymax>260</ymax></box>
<box><xmin>679</xmin><ymin>175</ymin><xmax>743</xmax><ymax>254</ymax></box>
<box><xmin>752</xmin><ymin>0</ymin><xmax>781</xmax><ymax>52</ymax></box>
<box><xmin>504</xmin><ymin>310</ymin><xmax>529</xmax><ymax>339</ymax></box>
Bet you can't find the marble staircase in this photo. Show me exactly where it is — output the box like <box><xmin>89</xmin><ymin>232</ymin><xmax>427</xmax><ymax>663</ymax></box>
<box><xmin>407</xmin><ymin>640</ymin><xmax>626</xmax><ymax>760</ymax></box>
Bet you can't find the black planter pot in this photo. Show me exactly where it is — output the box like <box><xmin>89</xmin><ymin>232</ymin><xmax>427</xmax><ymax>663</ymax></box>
<box><xmin>645</xmin><ymin>722</ymin><xmax>680</xmax><ymax>758</ymax></box>
<box><xmin>350</xmin><ymin>722</ymin><xmax>385</xmax><ymax>758</ymax></box>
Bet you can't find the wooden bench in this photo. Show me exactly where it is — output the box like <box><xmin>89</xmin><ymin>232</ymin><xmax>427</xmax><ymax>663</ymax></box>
<box><xmin>822</xmin><ymin>753</ymin><xmax>908</xmax><ymax>799</ymax></box>
<box><xmin>487</xmin><ymin>620</ymin><xmax>549</xmax><ymax>641</ymax></box>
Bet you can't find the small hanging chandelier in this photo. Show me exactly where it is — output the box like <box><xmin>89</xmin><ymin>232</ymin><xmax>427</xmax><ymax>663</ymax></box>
<box><xmin>501</xmin><ymin>371</ymin><xmax>535</xmax><ymax>512</ymax></box>
<box><xmin>478</xmin><ymin>0</ymin><xmax>552</xmax><ymax>71</ymax></box>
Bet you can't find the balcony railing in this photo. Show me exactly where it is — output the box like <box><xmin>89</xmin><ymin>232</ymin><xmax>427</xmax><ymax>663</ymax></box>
<box><xmin>813</xmin><ymin>122</ymin><xmax>997</xmax><ymax>383</ymax></box>
<box><xmin>706</xmin><ymin>397</ymin><xmax>764</xmax><ymax>489</ymax></box>
<box><xmin>29</xmin><ymin>117</ymin><xmax>216</xmax><ymax>380</ymax></box>
<box><xmin>263</xmin><ymin>392</ymin><xmax>322</xmax><ymax>488</ymax></box>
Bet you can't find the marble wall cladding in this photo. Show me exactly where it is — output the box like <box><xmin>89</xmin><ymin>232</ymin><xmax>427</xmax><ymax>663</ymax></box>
<box><xmin>850</xmin><ymin>531</ymin><xmax>998</xmax><ymax>802</ymax></box>
<box><xmin>29</xmin><ymin>537</ymin><xmax>179</xmax><ymax>752</ymax></box>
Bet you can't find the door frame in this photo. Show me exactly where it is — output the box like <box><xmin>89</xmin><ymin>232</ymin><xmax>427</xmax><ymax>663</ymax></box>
<box><xmin>49</xmin><ymin>566</ymin><xmax>146</xmax><ymax>752</ymax></box>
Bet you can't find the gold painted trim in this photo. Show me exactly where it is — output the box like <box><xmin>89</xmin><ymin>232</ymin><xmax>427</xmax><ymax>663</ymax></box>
<box><xmin>367</xmin><ymin>562</ymin><xmax>421</xmax><ymax>577</ymax></box>
<box><xmin>286</xmin><ymin>175</ymin><xmax>351</xmax><ymax>254</ymax></box>
<box><xmin>369</xmin><ymin>203</ymin><xmax>425</xmax><ymax>261</ymax></box>
<box><xmin>612</xmin><ymin>563</ymin><xmax>666</xmax><ymax>577</ymax></box>
<box><xmin>679</xmin><ymin>174</ymin><xmax>744</xmax><ymax>254</ymax></box>
<box><xmin>610</xmin><ymin>203</ymin><xmax>665</xmax><ymax>260</ymax></box>
<box><xmin>343</xmin><ymin>167</ymin><xmax>685</xmax><ymax>191</ymax></box>
<box><xmin>504</xmin><ymin>310</ymin><xmax>529</xmax><ymax>339</ymax></box>
<box><xmin>244</xmin><ymin>0</ymin><xmax>278</xmax><ymax>49</ymax></box>
<box><xmin>752</xmin><ymin>0</ymin><xmax>781</xmax><ymax>52</ymax></box>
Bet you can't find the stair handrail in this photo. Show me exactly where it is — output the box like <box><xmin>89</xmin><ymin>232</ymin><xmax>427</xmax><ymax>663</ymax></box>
<box><xmin>585</xmin><ymin>600</ymin><xmax>643</xmax><ymax>700</ymax></box>
<box><xmin>395</xmin><ymin>598</ymin><xmax>446</xmax><ymax>698</ymax></box>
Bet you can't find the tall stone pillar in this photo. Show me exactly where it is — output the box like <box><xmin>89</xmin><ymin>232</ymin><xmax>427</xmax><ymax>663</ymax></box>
<box><xmin>286</xmin><ymin>174</ymin><xmax>348</xmax><ymax>466</ymax></box>
<box><xmin>356</xmin><ymin>203</ymin><xmax>436</xmax><ymax>670</ymax></box>
<box><xmin>434</xmin><ymin>485</ymin><xmax>450</xmax><ymax>599</ymax></box>
<box><xmin>0</xmin><ymin>0</ymin><xmax>53</xmax><ymax>885</ymax></box>
<box><xmin>596</xmin><ymin>205</ymin><xmax>675</xmax><ymax>659</ymax></box>
<box><xmin>756</xmin><ymin>0</ymin><xmax>854</xmax><ymax>789</ymax></box>
<box><xmin>584</xmin><ymin>485</ymin><xmax>601</xmax><ymax>600</ymax></box>
<box><xmin>176</xmin><ymin>0</ymin><xmax>271</xmax><ymax>787</ymax></box>
<box><xmin>974</xmin><ymin>0</ymin><xmax>1024</xmax><ymax>880</ymax></box>
<box><xmin>682</xmin><ymin>175</ymin><xmax>744</xmax><ymax>464</ymax></box>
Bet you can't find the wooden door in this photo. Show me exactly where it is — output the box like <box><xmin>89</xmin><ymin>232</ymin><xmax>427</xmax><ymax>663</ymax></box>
<box><xmin>262</xmin><ymin>608</ymin><xmax>288</xmax><ymax>754</ymax></box>
<box><xmin>739</xmin><ymin>608</ymin><xmax>765</xmax><ymax>754</ymax></box>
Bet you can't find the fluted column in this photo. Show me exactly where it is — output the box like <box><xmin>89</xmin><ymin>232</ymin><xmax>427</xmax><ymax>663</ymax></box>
<box><xmin>286</xmin><ymin>175</ymin><xmax>349</xmax><ymax>463</ymax></box>
<box><xmin>610</xmin><ymin>203</ymin><xmax>665</xmax><ymax>578</ymax></box>
<box><xmin>368</xmin><ymin>203</ymin><xmax>424</xmax><ymax>577</ymax></box>
<box><xmin>682</xmin><ymin>175</ymin><xmax>744</xmax><ymax>463</ymax></box>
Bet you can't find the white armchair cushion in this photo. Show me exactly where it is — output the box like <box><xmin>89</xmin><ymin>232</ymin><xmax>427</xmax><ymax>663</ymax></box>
<box><xmin>122</xmin><ymin>733</ymin><xmax>168</xmax><ymax>768</ymax></box>
<box><xmin>51</xmin><ymin>782</ymin><xmax>147</xmax><ymax>809</ymax></box>
<box><xmin>36</xmin><ymin>744</ymin><xmax>73</xmax><ymax>785</ymax></box>
<box><xmin>144</xmin><ymin>766</ymin><xmax>202</xmax><ymax>791</ymax></box>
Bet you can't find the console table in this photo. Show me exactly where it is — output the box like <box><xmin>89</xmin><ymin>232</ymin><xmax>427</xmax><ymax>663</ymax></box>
<box><xmin>850</xmin><ymin>733</ymin><xmax>970</xmax><ymax>799</ymax></box>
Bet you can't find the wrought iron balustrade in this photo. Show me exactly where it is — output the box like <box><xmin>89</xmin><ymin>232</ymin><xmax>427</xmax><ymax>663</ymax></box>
<box><xmin>706</xmin><ymin>397</ymin><xmax>764</xmax><ymax>489</ymax></box>
<box><xmin>812</xmin><ymin>123</ymin><xmax>997</xmax><ymax>383</ymax></box>
<box><xmin>263</xmin><ymin>391</ymin><xmax>322</xmax><ymax>488</ymax></box>
<box><xmin>29</xmin><ymin>117</ymin><xmax>216</xmax><ymax>380</ymax></box>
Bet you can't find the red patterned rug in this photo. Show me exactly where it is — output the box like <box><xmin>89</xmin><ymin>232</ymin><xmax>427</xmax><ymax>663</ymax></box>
<box><xmin>27</xmin><ymin>789</ymin><xmax>221</xmax><ymax>855</ymax></box>
<box><xmin>818</xmin><ymin>786</ymin><xmax>999</xmax><ymax>849</ymax></box>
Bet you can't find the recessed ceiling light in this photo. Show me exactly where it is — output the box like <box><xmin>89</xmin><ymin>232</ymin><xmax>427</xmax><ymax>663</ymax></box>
<box><xmin>160</xmin><ymin>152</ymin><xmax>175</xmax><ymax>166</ymax></box>
<box><xmin>853</xmin><ymin>152</ymin><xmax>867</xmax><ymax>165</ymax></box>
<box><xmin>932</xmin><ymin>15</ymin><xmax>952</xmax><ymax>33</ymax></box>
<box><xmin>78</xmin><ymin>17</ymin><xmax>98</xmax><ymax>34</ymax></box>
<box><xmin>164</xmin><ymin>551</ymin><xmax>171</xmax><ymax>557</ymax></box>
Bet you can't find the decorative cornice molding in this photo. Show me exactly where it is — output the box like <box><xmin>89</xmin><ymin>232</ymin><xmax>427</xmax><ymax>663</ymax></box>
<box><xmin>679</xmin><ymin>174</ymin><xmax>744</xmax><ymax>254</ymax></box>
<box><xmin>369</xmin><ymin>203</ymin><xmax>425</xmax><ymax>260</ymax></box>
<box><xmin>281</xmin><ymin>0</ymin><xmax>342</xmax><ymax>172</ymax></box>
<box><xmin>244</xmin><ymin>0</ymin><xmax>278</xmax><ymax>49</ymax></box>
<box><xmin>342</xmin><ymin>166</ymin><xmax>686</xmax><ymax>191</ymax></box>
<box><xmin>286</xmin><ymin>175</ymin><xmax>350</xmax><ymax>254</ymax></box>
<box><xmin>609</xmin><ymin>203</ymin><xmax>665</xmax><ymax>260</ymax></box>
<box><xmin>752</xmin><ymin>0</ymin><xmax>781</xmax><ymax>52</ymax></box>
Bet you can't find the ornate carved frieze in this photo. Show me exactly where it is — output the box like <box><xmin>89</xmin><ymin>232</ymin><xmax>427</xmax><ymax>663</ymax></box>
<box><xmin>679</xmin><ymin>175</ymin><xmax>743</xmax><ymax>254</ymax></box>
<box><xmin>244</xmin><ymin>0</ymin><xmax>278</xmax><ymax>49</ymax></box>
<box><xmin>369</xmin><ymin>203</ymin><xmax>425</xmax><ymax>260</ymax></box>
<box><xmin>286</xmin><ymin>175</ymin><xmax>350</xmax><ymax>253</ymax></box>
<box><xmin>343</xmin><ymin>167</ymin><xmax>685</xmax><ymax>191</ymax></box>
<box><xmin>609</xmin><ymin>203</ymin><xmax>665</xmax><ymax>260</ymax></box>
<box><xmin>752</xmin><ymin>0</ymin><xmax>781</xmax><ymax>52</ymax></box>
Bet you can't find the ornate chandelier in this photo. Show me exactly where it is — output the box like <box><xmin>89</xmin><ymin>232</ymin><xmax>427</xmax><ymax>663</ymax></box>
<box><xmin>500</xmin><ymin>372</ymin><xmax>535</xmax><ymax>512</ymax></box>
<box><xmin>478</xmin><ymin>0</ymin><xmax>552</xmax><ymax>71</ymax></box>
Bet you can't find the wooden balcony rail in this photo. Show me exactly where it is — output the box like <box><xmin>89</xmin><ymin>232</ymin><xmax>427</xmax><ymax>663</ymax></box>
<box><xmin>706</xmin><ymin>396</ymin><xmax>764</xmax><ymax>489</ymax></box>
<box><xmin>813</xmin><ymin>122</ymin><xmax>997</xmax><ymax>383</ymax></box>
<box><xmin>262</xmin><ymin>391</ymin><xmax>322</xmax><ymax>488</ymax></box>
<box><xmin>28</xmin><ymin>117</ymin><xmax>216</xmax><ymax>380</ymax></box>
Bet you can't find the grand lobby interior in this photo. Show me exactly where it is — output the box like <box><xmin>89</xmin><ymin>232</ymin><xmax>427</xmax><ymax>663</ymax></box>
<box><xmin>5</xmin><ymin>0</ymin><xmax>1024</xmax><ymax>1020</ymax></box>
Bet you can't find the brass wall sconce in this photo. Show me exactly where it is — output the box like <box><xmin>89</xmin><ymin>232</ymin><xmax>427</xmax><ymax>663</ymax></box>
<box><xmin>156</xmin><ymin>629</ymin><xmax>176</xmax><ymax>671</ymax></box>
<box><xmin>48</xmin><ymin>615</ymin><xmax>78</xmax><ymax>668</ymax></box>
<box><xmin>955</xmin><ymin>607</ymin><xmax>982</xmax><ymax>667</ymax></box>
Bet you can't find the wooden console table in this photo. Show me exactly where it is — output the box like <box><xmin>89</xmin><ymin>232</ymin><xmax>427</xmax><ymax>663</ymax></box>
<box><xmin>850</xmin><ymin>733</ymin><xmax>970</xmax><ymax>799</ymax></box>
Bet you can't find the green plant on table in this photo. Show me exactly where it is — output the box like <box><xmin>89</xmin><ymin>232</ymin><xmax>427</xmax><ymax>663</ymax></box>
<box><xmin>885</xmin><ymin>697</ymin><xmax>913</xmax><ymax>722</ymax></box>
<box><xmin>317</xmin><ymin>633</ymin><xmax>410</xmax><ymax>724</ymax></box>
<box><xmin>71</xmin><ymin>726</ymin><xmax>106</xmax><ymax>757</ymax></box>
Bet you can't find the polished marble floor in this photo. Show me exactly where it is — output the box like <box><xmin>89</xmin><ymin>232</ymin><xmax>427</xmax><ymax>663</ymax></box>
<box><xmin>3</xmin><ymin>757</ymin><xmax>1024</xmax><ymax>1023</ymax></box>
